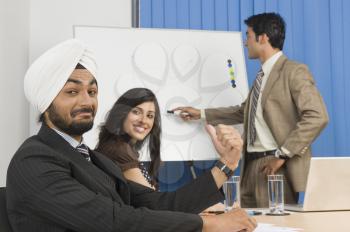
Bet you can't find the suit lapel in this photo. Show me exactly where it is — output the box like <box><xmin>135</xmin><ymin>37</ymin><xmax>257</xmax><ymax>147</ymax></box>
<box><xmin>261</xmin><ymin>55</ymin><xmax>288</xmax><ymax>109</ymax></box>
<box><xmin>38</xmin><ymin>124</ymin><xmax>130</xmax><ymax>203</ymax></box>
<box><xmin>243</xmin><ymin>89</ymin><xmax>253</xmax><ymax>140</ymax></box>
<box><xmin>38</xmin><ymin>124</ymin><xmax>87</xmax><ymax>162</ymax></box>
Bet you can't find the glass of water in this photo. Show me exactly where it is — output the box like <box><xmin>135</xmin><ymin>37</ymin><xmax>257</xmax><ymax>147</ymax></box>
<box><xmin>268</xmin><ymin>174</ymin><xmax>285</xmax><ymax>214</ymax></box>
<box><xmin>223</xmin><ymin>176</ymin><xmax>240</xmax><ymax>211</ymax></box>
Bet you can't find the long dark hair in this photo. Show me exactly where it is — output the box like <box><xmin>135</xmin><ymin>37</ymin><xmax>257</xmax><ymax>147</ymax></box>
<box><xmin>96</xmin><ymin>88</ymin><xmax>161</xmax><ymax>184</ymax></box>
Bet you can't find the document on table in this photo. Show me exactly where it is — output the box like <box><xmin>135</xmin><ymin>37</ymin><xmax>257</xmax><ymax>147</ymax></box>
<box><xmin>254</xmin><ymin>223</ymin><xmax>303</xmax><ymax>232</ymax></box>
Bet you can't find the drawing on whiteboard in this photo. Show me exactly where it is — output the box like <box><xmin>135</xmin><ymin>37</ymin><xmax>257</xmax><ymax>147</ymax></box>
<box><xmin>132</xmin><ymin>42</ymin><xmax>169</xmax><ymax>86</ymax></box>
<box><xmin>171</xmin><ymin>44</ymin><xmax>201</xmax><ymax>82</ymax></box>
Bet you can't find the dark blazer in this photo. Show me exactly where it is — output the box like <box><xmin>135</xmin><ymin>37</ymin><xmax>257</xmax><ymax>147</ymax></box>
<box><xmin>6</xmin><ymin>124</ymin><xmax>223</xmax><ymax>232</ymax></box>
<box><xmin>205</xmin><ymin>55</ymin><xmax>328</xmax><ymax>192</ymax></box>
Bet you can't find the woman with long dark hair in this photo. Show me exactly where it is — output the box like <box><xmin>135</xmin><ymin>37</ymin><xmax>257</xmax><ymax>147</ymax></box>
<box><xmin>95</xmin><ymin>88</ymin><xmax>161</xmax><ymax>189</ymax></box>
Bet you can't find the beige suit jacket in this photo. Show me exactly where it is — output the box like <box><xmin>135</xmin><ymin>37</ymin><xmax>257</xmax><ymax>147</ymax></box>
<box><xmin>205</xmin><ymin>55</ymin><xmax>329</xmax><ymax>192</ymax></box>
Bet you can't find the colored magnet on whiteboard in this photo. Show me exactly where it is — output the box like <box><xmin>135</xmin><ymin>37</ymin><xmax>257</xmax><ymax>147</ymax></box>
<box><xmin>228</xmin><ymin>58</ymin><xmax>236</xmax><ymax>88</ymax></box>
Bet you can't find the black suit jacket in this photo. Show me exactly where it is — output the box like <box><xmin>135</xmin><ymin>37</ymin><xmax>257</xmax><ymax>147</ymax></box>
<box><xmin>6</xmin><ymin>124</ymin><xmax>223</xmax><ymax>232</ymax></box>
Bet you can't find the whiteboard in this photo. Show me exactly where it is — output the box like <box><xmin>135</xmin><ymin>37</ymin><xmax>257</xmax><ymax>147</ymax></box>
<box><xmin>74</xmin><ymin>26</ymin><xmax>248</xmax><ymax>161</ymax></box>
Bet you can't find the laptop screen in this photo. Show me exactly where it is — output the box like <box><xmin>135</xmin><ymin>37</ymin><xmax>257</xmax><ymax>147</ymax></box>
<box><xmin>297</xmin><ymin>157</ymin><xmax>350</xmax><ymax>211</ymax></box>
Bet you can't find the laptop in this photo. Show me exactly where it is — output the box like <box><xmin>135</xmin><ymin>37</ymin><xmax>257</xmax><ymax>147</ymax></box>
<box><xmin>285</xmin><ymin>157</ymin><xmax>350</xmax><ymax>212</ymax></box>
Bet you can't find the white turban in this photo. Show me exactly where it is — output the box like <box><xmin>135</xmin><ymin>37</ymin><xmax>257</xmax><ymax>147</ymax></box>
<box><xmin>24</xmin><ymin>39</ymin><xmax>97</xmax><ymax>113</ymax></box>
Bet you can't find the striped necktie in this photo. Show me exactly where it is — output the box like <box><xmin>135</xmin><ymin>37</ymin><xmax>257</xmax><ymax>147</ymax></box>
<box><xmin>248</xmin><ymin>69</ymin><xmax>264</xmax><ymax>145</ymax></box>
<box><xmin>76</xmin><ymin>144</ymin><xmax>91</xmax><ymax>162</ymax></box>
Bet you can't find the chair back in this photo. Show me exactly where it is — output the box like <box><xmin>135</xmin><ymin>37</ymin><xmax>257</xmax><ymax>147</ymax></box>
<box><xmin>0</xmin><ymin>187</ymin><xmax>13</xmax><ymax>232</ymax></box>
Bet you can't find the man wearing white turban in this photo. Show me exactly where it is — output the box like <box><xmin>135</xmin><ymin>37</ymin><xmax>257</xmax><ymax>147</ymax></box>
<box><xmin>6</xmin><ymin>39</ymin><xmax>256</xmax><ymax>232</ymax></box>
<box><xmin>24</xmin><ymin>39</ymin><xmax>97</xmax><ymax>114</ymax></box>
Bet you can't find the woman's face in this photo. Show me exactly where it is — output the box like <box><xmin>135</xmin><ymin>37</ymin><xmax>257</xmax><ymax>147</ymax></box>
<box><xmin>123</xmin><ymin>101</ymin><xmax>156</xmax><ymax>143</ymax></box>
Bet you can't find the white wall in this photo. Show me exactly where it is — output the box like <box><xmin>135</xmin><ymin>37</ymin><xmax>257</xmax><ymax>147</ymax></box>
<box><xmin>29</xmin><ymin>0</ymin><xmax>131</xmax><ymax>62</ymax></box>
<box><xmin>0</xmin><ymin>0</ymin><xmax>131</xmax><ymax>186</ymax></box>
<box><xmin>29</xmin><ymin>0</ymin><xmax>132</xmax><ymax>134</ymax></box>
<box><xmin>0</xmin><ymin>0</ymin><xmax>30</xmax><ymax>187</ymax></box>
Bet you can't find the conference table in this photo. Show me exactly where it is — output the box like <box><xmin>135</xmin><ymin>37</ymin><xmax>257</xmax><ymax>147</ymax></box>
<box><xmin>253</xmin><ymin>210</ymin><xmax>350</xmax><ymax>231</ymax></box>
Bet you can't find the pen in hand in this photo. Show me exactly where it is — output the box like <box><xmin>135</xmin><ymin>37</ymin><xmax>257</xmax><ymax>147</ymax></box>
<box><xmin>167</xmin><ymin>110</ymin><xmax>190</xmax><ymax>117</ymax></box>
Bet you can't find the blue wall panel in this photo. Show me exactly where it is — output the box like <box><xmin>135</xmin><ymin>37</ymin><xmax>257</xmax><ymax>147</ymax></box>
<box><xmin>164</xmin><ymin>0</ymin><xmax>177</xmax><ymax>28</ymax></box>
<box><xmin>227</xmin><ymin>0</ymin><xmax>240</xmax><ymax>31</ymax></box>
<box><xmin>330</xmin><ymin>1</ymin><xmax>346</xmax><ymax>154</ymax></box>
<box><xmin>215</xmin><ymin>0</ymin><xmax>228</xmax><ymax>30</ymax></box>
<box><xmin>253</xmin><ymin>0</ymin><xmax>265</xmax><ymax>14</ymax></box>
<box><xmin>265</xmin><ymin>0</ymin><xmax>278</xmax><ymax>12</ymax></box>
<box><xmin>140</xmin><ymin>0</ymin><xmax>152</xmax><ymax>27</ymax></box>
<box><xmin>201</xmin><ymin>0</ymin><xmax>215</xmax><ymax>30</ymax></box>
<box><xmin>152</xmin><ymin>0</ymin><xmax>165</xmax><ymax>28</ymax></box>
<box><xmin>343</xmin><ymin>0</ymin><xmax>350</xmax><ymax>155</ymax></box>
<box><xmin>189</xmin><ymin>0</ymin><xmax>202</xmax><ymax>29</ymax></box>
<box><xmin>177</xmin><ymin>0</ymin><xmax>190</xmax><ymax>28</ymax></box>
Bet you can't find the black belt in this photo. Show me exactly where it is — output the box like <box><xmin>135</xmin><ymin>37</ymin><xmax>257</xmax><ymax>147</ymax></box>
<box><xmin>246</xmin><ymin>150</ymin><xmax>276</xmax><ymax>161</ymax></box>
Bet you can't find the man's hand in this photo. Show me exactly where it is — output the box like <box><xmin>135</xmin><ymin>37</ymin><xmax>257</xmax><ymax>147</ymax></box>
<box><xmin>201</xmin><ymin>208</ymin><xmax>257</xmax><ymax>232</ymax></box>
<box><xmin>171</xmin><ymin>106</ymin><xmax>201</xmax><ymax>121</ymax></box>
<box><xmin>205</xmin><ymin>124</ymin><xmax>242</xmax><ymax>168</ymax></box>
<box><xmin>261</xmin><ymin>158</ymin><xmax>285</xmax><ymax>175</ymax></box>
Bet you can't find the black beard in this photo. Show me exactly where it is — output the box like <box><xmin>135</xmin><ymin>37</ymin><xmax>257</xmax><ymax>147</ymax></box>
<box><xmin>47</xmin><ymin>105</ymin><xmax>94</xmax><ymax>136</ymax></box>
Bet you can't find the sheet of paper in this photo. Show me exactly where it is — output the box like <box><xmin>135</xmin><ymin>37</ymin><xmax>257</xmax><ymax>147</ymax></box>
<box><xmin>254</xmin><ymin>223</ymin><xmax>303</xmax><ymax>232</ymax></box>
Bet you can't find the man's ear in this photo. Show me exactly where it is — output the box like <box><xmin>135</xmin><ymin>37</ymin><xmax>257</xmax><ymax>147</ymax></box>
<box><xmin>259</xmin><ymin>33</ymin><xmax>269</xmax><ymax>45</ymax></box>
<box><xmin>43</xmin><ymin>110</ymin><xmax>49</xmax><ymax>124</ymax></box>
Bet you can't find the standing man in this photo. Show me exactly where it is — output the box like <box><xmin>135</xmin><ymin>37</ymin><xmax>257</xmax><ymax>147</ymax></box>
<box><xmin>173</xmin><ymin>13</ymin><xmax>329</xmax><ymax>207</ymax></box>
<box><xmin>6</xmin><ymin>39</ymin><xmax>256</xmax><ymax>232</ymax></box>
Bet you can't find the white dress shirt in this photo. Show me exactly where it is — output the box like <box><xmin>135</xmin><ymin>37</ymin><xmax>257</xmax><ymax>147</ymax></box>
<box><xmin>246</xmin><ymin>51</ymin><xmax>282</xmax><ymax>152</ymax></box>
<box><xmin>52</xmin><ymin>127</ymin><xmax>86</xmax><ymax>149</ymax></box>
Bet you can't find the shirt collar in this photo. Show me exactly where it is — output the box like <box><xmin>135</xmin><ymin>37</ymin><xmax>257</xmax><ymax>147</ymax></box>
<box><xmin>52</xmin><ymin>127</ymin><xmax>85</xmax><ymax>148</ymax></box>
<box><xmin>261</xmin><ymin>51</ymin><xmax>283</xmax><ymax>77</ymax></box>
